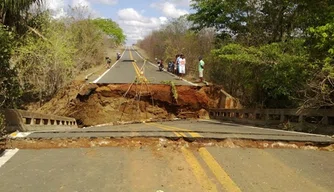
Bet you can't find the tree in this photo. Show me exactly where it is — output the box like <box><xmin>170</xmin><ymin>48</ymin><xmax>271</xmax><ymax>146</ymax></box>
<box><xmin>0</xmin><ymin>24</ymin><xmax>21</xmax><ymax>108</ymax></box>
<box><xmin>92</xmin><ymin>18</ymin><xmax>126</xmax><ymax>46</ymax></box>
<box><xmin>303</xmin><ymin>22</ymin><xmax>334</xmax><ymax>108</ymax></box>
<box><xmin>209</xmin><ymin>40</ymin><xmax>310</xmax><ymax>108</ymax></box>
<box><xmin>0</xmin><ymin>0</ymin><xmax>43</xmax><ymax>30</ymax></box>
<box><xmin>12</xmin><ymin>11</ymin><xmax>109</xmax><ymax>102</ymax></box>
<box><xmin>14</xmin><ymin>17</ymin><xmax>75</xmax><ymax>101</ymax></box>
<box><xmin>188</xmin><ymin>0</ymin><xmax>333</xmax><ymax>45</ymax></box>
<box><xmin>138</xmin><ymin>17</ymin><xmax>215</xmax><ymax>75</ymax></box>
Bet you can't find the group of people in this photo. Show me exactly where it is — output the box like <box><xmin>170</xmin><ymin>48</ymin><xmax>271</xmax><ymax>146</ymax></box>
<box><xmin>163</xmin><ymin>54</ymin><xmax>205</xmax><ymax>83</ymax></box>
<box><xmin>107</xmin><ymin>51</ymin><xmax>206</xmax><ymax>83</ymax></box>
<box><xmin>173</xmin><ymin>54</ymin><xmax>186</xmax><ymax>78</ymax></box>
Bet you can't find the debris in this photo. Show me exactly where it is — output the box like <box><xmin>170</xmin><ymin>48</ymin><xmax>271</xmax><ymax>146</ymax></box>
<box><xmin>2</xmin><ymin>137</ymin><xmax>334</xmax><ymax>151</ymax></box>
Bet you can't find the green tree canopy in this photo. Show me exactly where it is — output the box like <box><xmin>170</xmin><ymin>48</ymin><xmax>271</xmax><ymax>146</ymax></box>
<box><xmin>0</xmin><ymin>24</ymin><xmax>20</xmax><ymax>108</ymax></box>
<box><xmin>92</xmin><ymin>18</ymin><xmax>126</xmax><ymax>45</ymax></box>
<box><xmin>209</xmin><ymin>40</ymin><xmax>310</xmax><ymax>108</ymax></box>
<box><xmin>303</xmin><ymin>21</ymin><xmax>334</xmax><ymax>108</ymax></box>
<box><xmin>189</xmin><ymin>0</ymin><xmax>333</xmax><ymax>45</ymax></box>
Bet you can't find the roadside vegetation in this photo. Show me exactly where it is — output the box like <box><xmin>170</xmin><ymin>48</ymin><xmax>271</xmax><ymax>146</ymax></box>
<box><xmin>138</xmin><ymin>0</ymin><xmax>334</xmax><ymax>109</ymax></box>
<box><xmin>0</xmin><ymin>1</ymin><xmax>125</xmax><ymax>132</ymax></box>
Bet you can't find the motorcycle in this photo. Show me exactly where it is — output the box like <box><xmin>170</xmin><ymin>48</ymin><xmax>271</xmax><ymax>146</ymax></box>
<box><xmin>167</xmin><ymin>61</ymin><xmax>174</xmax><ymax>73</ymax></box>
<box><xmin>158</xmin><ymin>61</ymin><xmax>164</xmax><ymax>71</ymax></box>
<box><xmin>155</xmin><ymin>58</ymin><xmax>164</xmax><ymax>71</ymax></box>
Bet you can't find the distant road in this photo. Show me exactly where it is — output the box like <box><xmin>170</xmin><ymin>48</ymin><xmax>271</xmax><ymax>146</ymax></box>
<box><xmin>93</xmin><ymin>47</ymin><xmax>196</xmax><ymax>85</ymax></box>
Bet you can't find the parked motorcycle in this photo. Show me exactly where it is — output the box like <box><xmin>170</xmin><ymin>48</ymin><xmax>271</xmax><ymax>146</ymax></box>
<box><xmin>167</xmin><ymin>61</ymin><xmax>174</xmax><ymax>72</ymax></box>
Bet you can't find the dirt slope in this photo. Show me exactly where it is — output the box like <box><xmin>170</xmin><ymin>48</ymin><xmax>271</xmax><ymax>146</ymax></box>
<box><xmin>32</xmin><ymin>81</ymin><xmax>222</xmax><ymax>127</ymax></box>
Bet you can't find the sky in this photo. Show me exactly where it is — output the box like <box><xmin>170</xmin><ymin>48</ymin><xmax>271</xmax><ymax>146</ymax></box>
<box><xmin>43</xmin><ymin>0</ymin><xmax>192</xmax><ymax>45</ymax></box>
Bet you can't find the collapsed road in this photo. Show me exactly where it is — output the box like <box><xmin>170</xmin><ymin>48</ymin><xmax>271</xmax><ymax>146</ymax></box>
<box><xmin>1</xmin><ymin>47</ymin><xmax>334</xmax><ymax>192</ymax></box>
<box><xmin>30</xmin><ymin>46</ymin><xmax>224</xmax><ymax>127</ymax></box>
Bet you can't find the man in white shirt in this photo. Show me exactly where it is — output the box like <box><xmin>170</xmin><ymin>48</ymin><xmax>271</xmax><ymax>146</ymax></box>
<box><xmin>179</xmin><ymin>54</ymin><xmax>186</xmax><ymax>77</ymax></box>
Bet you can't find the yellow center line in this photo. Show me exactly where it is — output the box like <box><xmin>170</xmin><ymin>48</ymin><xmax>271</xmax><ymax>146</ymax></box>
<box><xmin>148</xmin><ymin>122</ymin><xmax>242</xmax><ymax>191</ymax></box>
<box><xmin>145</xmin><ymin>123</ymin><xmax>182</xmax><ymax>137</ymax></box>
<box><xmin>132</xmin><ymin>62</ymin><xmax>140</xmax><ymax>76</ymax></box>
<box><xmin>129</xmin><ymin>50</ymin><xmax>140</xmax><ymax>75</ymax></box>
<box><xmin>199</xmin><ymin>148</ymin><xmax>242</xmax><ymax>192</ymax></box>
<box><xmin>149</xmin><ymin>123</ymin><xmax>202</xmax><ymax>137</ymax></box>
<box><xmin>181</xmin><ymin>147</ymin><xmax>218</xmax><ymax>192</ymax></box>
<box><xmin>148</xmin><ymin>123</ymin><xmax>188</xmax><ymax>136</ymax></box>
<box><xmin>129</xmin><ymin>50</ymin><xmax>147</xmax><ymax>82</ymax></box>
<box><xmin>135</xmin><ymin>63</ymin><xmax>148</xmax><ymax>82</ymax></box>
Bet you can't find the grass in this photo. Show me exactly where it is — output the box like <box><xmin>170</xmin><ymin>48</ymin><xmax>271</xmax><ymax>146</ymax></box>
<box><xmin>160</xmin><ymin>80</ymin><xmax>178</xmax><ymax>102</ymax></box>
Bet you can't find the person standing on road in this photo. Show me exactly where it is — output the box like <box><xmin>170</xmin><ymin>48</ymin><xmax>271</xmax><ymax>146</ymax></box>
<box><xmin>179</xmin><ymin>54</ymin><xmax>186</xmax><ymax>78</ymax></box>
<box><xmin>105</xmin><ymin>57</ymin><xmax>111</xmax><ymax>68</ymax></box>
<box><xmin>174</xmin><ymin>54</ymin><xmax>180</xmax><ymax>75</ymax></box>
<box><xmin>198</xmin><ymin>56</ymin><xmax>205</xmax><ymax>83</ymax></box>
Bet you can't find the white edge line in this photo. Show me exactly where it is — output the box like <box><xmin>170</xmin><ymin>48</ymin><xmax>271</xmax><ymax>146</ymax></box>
<box><xmin>0</xmin><ymin>149</ymin><xmax>19</xmax><ymax>168</ymax></box>
<box><xmin>92</xmin><ymin>48</ymin><xmax>127</xmax><ymax>83</ymax></box>
<box><xmin>198</xmin><ymin>119</ymin><xmax>333</xmax><ymax>138</ymax></box>
<box><xmin>131</xmin><ymin>46</ymin><xmax>198</xmax><ymax>86</ymax></box>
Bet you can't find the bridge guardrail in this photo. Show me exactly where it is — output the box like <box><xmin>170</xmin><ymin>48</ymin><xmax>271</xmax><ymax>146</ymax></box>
<box><xmin>1</xmin><ymin>109</ymin><xmax>77</xmax><ymax>133</ymax></box>
<box><xmin>209</xmin><ymin>108</ymin><xmax>334</xmax><ymax>126</ymax></box>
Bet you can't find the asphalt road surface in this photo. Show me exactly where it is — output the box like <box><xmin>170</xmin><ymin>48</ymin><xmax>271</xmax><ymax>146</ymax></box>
<box><xmin>1</xmin><ymin>120</ymin><xmax>334</xmax><ymax>192</ymax></box>
<box><xmin>93</xmin><ymin>47</ymin><xmax>195</xmax><ymax>85</ymax></box>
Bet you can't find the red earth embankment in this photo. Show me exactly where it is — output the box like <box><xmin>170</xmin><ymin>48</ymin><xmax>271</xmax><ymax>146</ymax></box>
<box><xmin>32</xmin><ymin>81</ymin><xmax>223</xmax><ymax>127</ymax></box>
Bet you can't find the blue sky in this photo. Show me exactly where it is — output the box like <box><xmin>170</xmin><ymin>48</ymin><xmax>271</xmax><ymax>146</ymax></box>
<box><xmin>45</xmin><ymin>0</ymin><xmax>191</xmax><ymax>44</ymax></box>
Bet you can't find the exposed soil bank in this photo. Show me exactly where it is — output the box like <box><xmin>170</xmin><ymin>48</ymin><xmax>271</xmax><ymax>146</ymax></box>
<box><xmin>32</xmin><ymin>81</ymin><xmax>222</xmax><ymax>127</ymax></box>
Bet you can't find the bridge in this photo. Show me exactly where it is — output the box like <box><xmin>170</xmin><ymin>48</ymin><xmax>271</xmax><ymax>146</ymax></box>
<box><xmin>1</xmin><ymin>47</ymin><xmax>334</xmax><ymax>192</ymax></box>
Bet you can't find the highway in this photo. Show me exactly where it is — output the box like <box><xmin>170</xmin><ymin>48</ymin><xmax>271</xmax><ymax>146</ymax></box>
<box><xmin>93</xmin><ymin>47</ymin><xmax>195</xmax><ymax>85</ymax></box>
<box><xmin>1</xmin><ymin>120</ymin><xmax>334</xmax><ymax>192</ymax></box>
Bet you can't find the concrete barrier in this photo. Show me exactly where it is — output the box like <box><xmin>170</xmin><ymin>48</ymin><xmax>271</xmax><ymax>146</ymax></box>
<box><xmin>1</xmin><ymin>109</ymin><xmax>77</xmax><ymax>133</ymax></box>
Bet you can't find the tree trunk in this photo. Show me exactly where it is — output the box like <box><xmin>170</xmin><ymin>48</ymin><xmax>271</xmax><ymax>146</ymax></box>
<box><xmin>0</xmin><ymin>10</ymin><xmax>6</xmax><ymax>25</ymax></box>
<box><xmin>272</xmin><ymin>5</ymin><xmax>287</xmax><ymax>42</ymax></box>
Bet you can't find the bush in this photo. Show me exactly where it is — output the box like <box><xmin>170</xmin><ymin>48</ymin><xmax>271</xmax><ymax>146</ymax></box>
<box><xmin>12</xmin><ymin>11</ymin><xmax>110</xmax><ymax>102</ymax></box>
<box><xmin>0</xmin><ymin>24</ymin><xmax>21</xmax><ymax>108</ymax></box>
<box><xmin>13</xmin><ymin>18</ymin><xmax>76</xmax><ymax>101</ymax></box>
<box><xmin>209</xmin><ymin>40</ymin><xmax>311</xmax><ymax>108</ymax></box>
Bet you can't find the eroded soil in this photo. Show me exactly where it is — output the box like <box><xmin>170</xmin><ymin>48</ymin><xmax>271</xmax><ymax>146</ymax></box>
<box><xmin>2</xmin><ymin>137</ymin><xmax>334</xmax><ymax>151</ymax></box>
<box><xmin>28</xmin><ymin>81</ymin><xmax>223</xmax><ymax>127</ymax></box>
